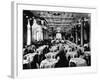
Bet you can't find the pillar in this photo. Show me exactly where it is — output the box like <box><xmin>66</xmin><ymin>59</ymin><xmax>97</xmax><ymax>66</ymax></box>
<box><xmin>80</xmin><ymin>18</ymin><xmax>84</xmax><ymax>46</ymax></box>
<box><xmin>27</xmin><ymin>19</ymin><xmax>31</xmax><ymax>45</ymax></box>
<box><xmin>75</xmin><ymin>25</ymin><xmax>78</xmax><ymax>44</ymax></box>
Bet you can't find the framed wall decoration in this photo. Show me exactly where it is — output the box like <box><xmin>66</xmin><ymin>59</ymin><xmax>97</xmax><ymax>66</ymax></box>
<box><xmin>11</xmin><ymin>1</ymin><xmax>97</xmax><ymax>78</ymax></box>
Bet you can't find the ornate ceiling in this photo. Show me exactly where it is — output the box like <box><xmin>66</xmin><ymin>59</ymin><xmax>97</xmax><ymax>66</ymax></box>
<box><xmin>30</xmin><ymin>10</ymin><xmax>90</xmax><ymax>33</ymax></box>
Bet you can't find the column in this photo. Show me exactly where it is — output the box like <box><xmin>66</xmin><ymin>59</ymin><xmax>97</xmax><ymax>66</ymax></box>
<box><xmin>27</xmin><ymin>19</ymin><xmax>31</xmax><ymax>45</ymax></box>
<box><xmin>75</xmin><ymin>25</ymin><xmax>78</xmax><ymax>45</ymax></box>
<box><xmin>80</xmin><ymin>18</ymin><xmax>84</xmax><ymax>46</ymax></box>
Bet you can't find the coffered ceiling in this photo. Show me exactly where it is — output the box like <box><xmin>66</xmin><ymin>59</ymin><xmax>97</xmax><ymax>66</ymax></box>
<box><xmin>24</xmin><ymin>10</ymin><xmax>90</xmax><ymax>33</ymax></box>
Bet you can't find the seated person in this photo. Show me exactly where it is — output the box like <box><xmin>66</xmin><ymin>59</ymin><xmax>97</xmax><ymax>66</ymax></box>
<box><xmin>69</xmin><ymin>58</ymin><xmax>87</xmax><ymax>67</ymax></box>
<box><xmin>40</xmin><ymin>53</ymin><xmax>60</xmax><ymax>68</ymax></box>
<box><xmin>23</xmin><ymin>51</ymin><xmax>38</xmax><ymax>69</ymax></box>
